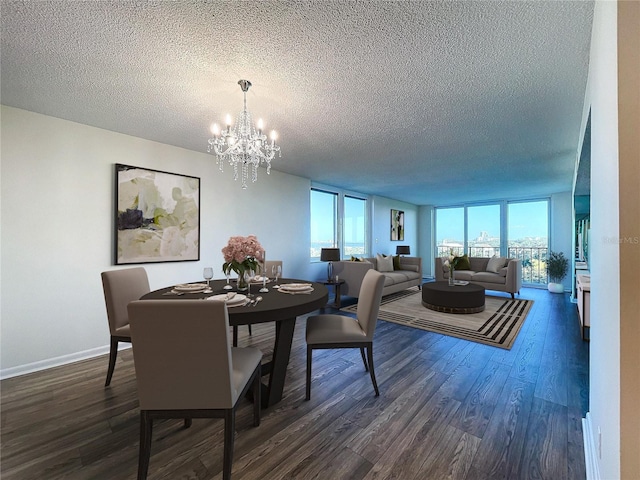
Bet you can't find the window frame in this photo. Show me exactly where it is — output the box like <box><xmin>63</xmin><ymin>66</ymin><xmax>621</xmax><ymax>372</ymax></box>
<box><xmin>434</xmin><ymin>198</ymin><xmax>550</xmax><ymax>284</ymax></box>
<box><xmin>310</xmin><ymin>184</ymin><xmax>370</xmax><ymax>261</ymax></box>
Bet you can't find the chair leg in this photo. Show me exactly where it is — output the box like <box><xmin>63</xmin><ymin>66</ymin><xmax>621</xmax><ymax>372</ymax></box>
<box><xmin>360</xmin><ymin>347</ymin><xmax>369</xmax><ymax>372</ymax></box>
<box><xmin>252</xmin><ymin>368</ymin><xmax>261</xmax><ymax>427</ymax></box>
<box><xmin>366</xmin><ymin>345</ymin><xmax>380</xmax><ymax>397</ymax></box>
<box><xmin>232</xmin><ymin>326</ymin><xmax>238</xmax><ymax>347</ymax></box>
<box><xmin>138</xmin><ymin>411</ymin><xmax>153</xmax><ymax>480</ymax></box>
<box><xmin>105</xmin><ymin>337</ymin><xmax>119</xmax><ymax>387</ymax></box>
<box><xmin>223</xmin><ymin>409</ymin><xmax>235</xmax><ymax>480</ymax></box>
<box><xmin>305</xmin><ymin>345</ymin><xmax>313</xmax><ymax>401</ymax></box>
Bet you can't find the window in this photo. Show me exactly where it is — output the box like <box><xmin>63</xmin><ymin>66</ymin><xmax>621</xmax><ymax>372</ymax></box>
<box><xmin>507</xmin><ymin>200</ymin><xmax>549</xmax><ymax>283</ymax></box>
<box><xmin>344</xmin><ymin>196</ymin><xmax>366</xmax><ymax>257</ymax></box>
<box><xmin>310</xmin><ymin>187</ymin><xmax>368</xmax><ymax>260</ymax></box>
<box><xmin>467</xmin><ymin>204</ymin><xmax>500</xmax><ymax>257</ymax></box>
<box><xmin>435</xmin><ymin>199</ymin><xmax>549</xmax><ymax>285</ymax></box>
<box><xmin>435</xmin><ymin>207</ymin><xmax>464</xmax><ymax>257</ymax></box>
<box><xmin>310</xmin><ymin>189</ymin><xmax>338</xmax><ymax>260</ymax></box>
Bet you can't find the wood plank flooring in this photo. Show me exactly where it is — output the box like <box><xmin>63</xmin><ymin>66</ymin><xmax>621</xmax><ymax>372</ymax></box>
<box><xmin>1</xmin><ymin>287</ymin><xmax>589</xmax><ymax>479</ymax></box>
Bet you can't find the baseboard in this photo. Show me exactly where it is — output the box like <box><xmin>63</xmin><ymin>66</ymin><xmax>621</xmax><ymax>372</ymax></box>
<box><xmin>583</xmin><ymin>412</ymin><xmax>601</xmax><ymax>480</ymax></box>
<box><xmin>0</xmin><ymin>343</ymin><xmax>131</xmax><ymax>380</ymax></box>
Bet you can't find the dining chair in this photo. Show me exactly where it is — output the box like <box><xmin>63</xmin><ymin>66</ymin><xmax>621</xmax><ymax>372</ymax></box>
<box><xmin>305</xmin><ymin>269</ymin><xmax>385</xmax><ymax>400</ymax></box>
<box><xmin>232</xmin><ymin>260</ymin><xmax>284</xmax><ymax>347</ymax></box>
<box><xmin>264</xmin><ymin>260</ymin><xmax>283</xmax><ymax>277</ymax></box>
<box><xmin>128</xmin><ymin>299</ymin><xmax>262</xmax><ymax>480</ymax></box>
<box><xmin>101</xmin><ymin>267</ymin><xmax>150</xmax><ymax>387</ymax></box>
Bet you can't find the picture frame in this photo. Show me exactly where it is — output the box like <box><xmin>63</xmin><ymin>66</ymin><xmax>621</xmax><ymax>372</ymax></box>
<box><xmin>115</xmin><ymin>164</ymin><xmax>200</xmax><ymax>264</ymax></box>
<box><xmin>391</xmin><ymin>209</ymin><xmax>405</xmax><ymax>241</ymax></box>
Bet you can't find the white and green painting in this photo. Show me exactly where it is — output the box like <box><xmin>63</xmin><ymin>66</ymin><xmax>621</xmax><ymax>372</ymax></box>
<box><xmin>116</xmin><ymin>164</ymin><xmax>200</xmax><ymax>264</ymax></box>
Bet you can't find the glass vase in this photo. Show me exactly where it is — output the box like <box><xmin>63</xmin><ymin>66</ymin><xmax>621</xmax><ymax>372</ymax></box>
<box><xmin>448</xmin><ymin>268</ymin><xmax>455</xmax><ymax>286</ymax></box>
<box><xmin>236</xmin><ymin>271</ymin><xmax>248</xmax><ymax>291</ymax></box>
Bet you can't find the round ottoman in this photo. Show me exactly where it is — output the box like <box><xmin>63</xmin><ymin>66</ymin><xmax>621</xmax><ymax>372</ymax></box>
<box><xmin>421</xmin><ymin>282</ymin><xmax>485</xmax><ymax>314</ymax></box>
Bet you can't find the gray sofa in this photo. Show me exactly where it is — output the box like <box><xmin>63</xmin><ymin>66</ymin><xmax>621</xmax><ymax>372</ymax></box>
<box><xmin>434</xmin><ymin>256</ymin><xmax>522</xmax><ymax>298</ymax></box>
<box><xmin>334</xmin><ymin>256</ymin><xmax>422</xmax><ymax>298</ymax></box>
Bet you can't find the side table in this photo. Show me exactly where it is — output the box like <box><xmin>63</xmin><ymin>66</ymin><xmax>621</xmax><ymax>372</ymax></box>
<box><xmin>322</xmin><ymin>279</ymin><xmax>345</xmax><ymax>308</ymax></box>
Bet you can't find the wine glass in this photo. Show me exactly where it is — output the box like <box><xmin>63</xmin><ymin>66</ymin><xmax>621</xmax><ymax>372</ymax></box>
<box><xmin>203</xmin><ymin>267</ymin><xmax>213</xmax><ymax>288</ymax></box>
<box><xmin>223</xmin><ymin>267</ymin><xmax>233</xmax><ymax>290</ymax></box>
<box><xmin>259</xmin><ymin>270</ymin><xmax>269</xmax><ymax>293</ymax></box>
<box><xmin>272</xmin><ymin>264</ymin><xmax>281</xmax><ymax>288</ymax></box>
<box><xmin>244</xmin><ymin>270</ymin><xmax>253</xmax><ymax>299</ymax></box>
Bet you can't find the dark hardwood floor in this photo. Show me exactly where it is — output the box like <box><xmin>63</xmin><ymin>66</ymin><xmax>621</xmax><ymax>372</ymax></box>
<box><xmin>1</xmin><ymin>287</ymin><xmax>589</xmax><ymax>479</ymax></box>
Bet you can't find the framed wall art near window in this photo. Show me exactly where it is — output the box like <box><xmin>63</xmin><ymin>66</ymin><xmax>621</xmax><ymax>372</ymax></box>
<box><xmin>115</xmin><ymin>164</ymin><xmax>200</xmax><ymax>264</ymax></box>
<box><xmin>391</xmin><ymin>209</ymin><xmax>405</xmax><ymax>241</ymax></box>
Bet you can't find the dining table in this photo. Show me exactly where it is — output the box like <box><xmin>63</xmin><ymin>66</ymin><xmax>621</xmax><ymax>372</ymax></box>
<box><xmin>140</xmin><ymin>278</ymin><xmax>329</xmax><ymax>408</ymax></box>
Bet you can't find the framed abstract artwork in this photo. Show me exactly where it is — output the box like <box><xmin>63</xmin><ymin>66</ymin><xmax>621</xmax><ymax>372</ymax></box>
<box><xmin>115</xmin><ymin>164</ymin><xmax>200</xmax><ymax>264</ymax></box>
<box><xmin>391</xmin><ymin>209</ymin><xmax>405</xmax><ymax>241</ymax></box>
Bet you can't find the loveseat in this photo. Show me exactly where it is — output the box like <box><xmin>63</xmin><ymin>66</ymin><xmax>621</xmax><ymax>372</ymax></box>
<box><xmin>334</xmin><ymin>256</ymin><xmax>422</xmax><ymax>298</ymax></box>
<box><xmin>434</xmin><ymin>256</ymin><xmax>522</xmax><ymax>298</ymax></box>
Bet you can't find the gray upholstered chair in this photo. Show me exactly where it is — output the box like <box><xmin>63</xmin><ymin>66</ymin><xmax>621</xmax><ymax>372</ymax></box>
<box><xmin>305</xmin><ymin>269</ymin><xmax>385</xmax><ymax>400</ymax></box>
<box><xmin>264</xmin><ymin>260</ymin><xmax>283</xmax><ymax>278</ymax></box>
<box><xmin>101</xmin><ymin>267</ymin><xmax>150</xmax><ymax>386</ymax></box>
<box><xmin>128</xmin><ymin>299</ymin><xmax>262</xmax><ymax>480</ymax></box>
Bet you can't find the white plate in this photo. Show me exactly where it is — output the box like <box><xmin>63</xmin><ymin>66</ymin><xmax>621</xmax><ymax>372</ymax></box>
<box><xmin>279</xmin><ymin>287</ymin><xmax>314</xmax><ymax>294</ymax></box>
<box><xmin>279</xmin><ymin>283</ymin><xmax>313</xmax><ymax>292</ymax></box>
<box><xmin>206</xmin><ymin>293</ymin><xmax>247</xmax><ymax>306</ymax></box>
<box><xmin>174</xmin><ymin>283</ymin><xmax>208</xmax><ymax>292</ymax></box>
<box><xmin>250</xmin><ymin>276</ymin><xmax>271</xmax><ymax>284</ymax></box>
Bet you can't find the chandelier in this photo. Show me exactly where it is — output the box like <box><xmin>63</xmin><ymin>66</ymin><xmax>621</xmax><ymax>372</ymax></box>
<box><xmin>207</xmin><ymin>79</ymin><xmax>281</xmax><ymax>189</ymax></box>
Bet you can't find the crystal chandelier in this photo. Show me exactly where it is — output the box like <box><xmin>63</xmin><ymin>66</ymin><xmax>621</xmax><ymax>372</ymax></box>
<box><xmin>207</xmin><ymin>79</ymin><xmax>281</xmax><ymax>189</ymax></box>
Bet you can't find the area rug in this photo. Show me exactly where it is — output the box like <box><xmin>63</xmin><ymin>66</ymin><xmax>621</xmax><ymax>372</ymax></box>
<box><xmin>341</xmin><ymin>288</ymin><xmax>533</xmax><ymax>349</ymax></box>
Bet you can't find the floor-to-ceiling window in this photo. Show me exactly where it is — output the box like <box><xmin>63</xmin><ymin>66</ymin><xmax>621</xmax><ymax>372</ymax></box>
<box><xmin>343</xmin><ymin>195</ymin><xmax>366</xmax><ymax>257</ymax></box>
<box><xmin>310</xmin><ymin>189</ymin><xmax>338</xmax><ymax>260</ymax></box>
<box><xmin>467</xmin><ymin>204</ymin><xmax>501</xmax><ymax>257</ymax></box>
<box><xmin>310</xmin><ymin>187</ymin><xmax>368</xmax><ymax>261</ymax></box>
<box><xmin>435</xmin><ymin>207</ymin><xmax>464</xmax><ymax>257</ymax></box>
<box><xmin>507</xmin><ymin>200</ymin><xmax>549</xmax><ymax>283</ymax></box>
<box><xmin>435</xmin><ymin>199</ymin><xmax>549</xmax><ymax>285</ymax></box>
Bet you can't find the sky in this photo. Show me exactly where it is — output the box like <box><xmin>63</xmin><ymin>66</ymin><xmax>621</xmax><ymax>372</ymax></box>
<box><xmin>436</xmin><ymin>201</ymin><xmax>549</xmax><ymax>242</ymax></box>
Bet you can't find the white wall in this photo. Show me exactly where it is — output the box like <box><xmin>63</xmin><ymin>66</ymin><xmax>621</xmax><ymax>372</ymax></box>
<box><xmin>585</xmin><ymin>2</ymin><xmax>621</xmax><ymax>478</ymax></box>
<box><xmin>550</xmin><ymin>192</ymin><xmax>574</xmax><ymax>291</ymax></box>
<box><xmin>370</xmin><ymin>195</ymin><xmax>419</xmax><ymax>261</ymax></box>
<box><xmin>584</xmin><ymin>1</ymin><xmax>640</xmax><ymax>478</ymax></box>
<box><xmin>0</xmin><ymin>106</ymin><xmax>313</xmax><ymax>375</ymax></box>
<box><xmin>418</xmin><ymin>205</ymin><xmax>435</xmax><ymax>277</ymax></box>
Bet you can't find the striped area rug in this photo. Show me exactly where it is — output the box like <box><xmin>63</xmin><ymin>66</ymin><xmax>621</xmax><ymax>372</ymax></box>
<box><xmin>341</xmin><ymin>287</ymin><xmax>533</xmax><ymax>349</ymax></box>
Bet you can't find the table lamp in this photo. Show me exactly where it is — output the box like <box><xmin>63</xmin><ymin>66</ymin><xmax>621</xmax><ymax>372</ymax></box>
<box><xmin>396</xmin><ymin>245</ymin><xmax>410</xmax><ymax>256</ymax></box>
<box><xmin>320</xmin><ymin>248</ymin><xmax>341</xmax><ymax>282</ymax></box>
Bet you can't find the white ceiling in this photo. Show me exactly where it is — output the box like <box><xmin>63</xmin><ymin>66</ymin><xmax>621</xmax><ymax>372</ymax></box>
<box><xmin>1</xmin><ymin>1</ymin><xmax>594</xmax><ymax>205</ymax></box>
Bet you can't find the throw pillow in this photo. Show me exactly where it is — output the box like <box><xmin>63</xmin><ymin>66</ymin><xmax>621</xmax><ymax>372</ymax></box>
<box><xmin>350</xmin><ymin>256</ymin><xmax>363</xmax><ymax>262</ymax></box>
<box><xmin>486</xmin><ymin>255</ymin><xmax>507</xmax><ymax>273</ymax></box>
<box><xmin>376</xmin><ymin>253</ymin><xmax>394</xmax><ymax>272</ymax></box>
<box><xmin>454</xmin><ymin>254</ymin><xmax>471</xmax><ymax>270</ymax></box>
<box><xmin>393</xmin><ymin>255</ymin><xmax>401</xmax><ymax>270</ymax></box>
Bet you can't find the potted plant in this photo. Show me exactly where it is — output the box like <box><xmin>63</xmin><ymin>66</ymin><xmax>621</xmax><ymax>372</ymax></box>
<box><xmin>547</xmin><ymin>251</ymin><xmax>568</xmax><ymax>293</ymax></box>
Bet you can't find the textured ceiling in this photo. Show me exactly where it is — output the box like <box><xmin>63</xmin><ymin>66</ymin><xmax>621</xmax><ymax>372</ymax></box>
<box><xmin>1</xmin><ymin>1</ymin><xmax>594</xmax><ymax>205</ymax></box>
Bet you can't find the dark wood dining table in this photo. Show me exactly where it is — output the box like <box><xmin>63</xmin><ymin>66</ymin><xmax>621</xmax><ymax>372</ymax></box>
<box><xmin>141</xmin><ymin>278</ymin><xmax>328</xmax><ymax>408</ymax></box>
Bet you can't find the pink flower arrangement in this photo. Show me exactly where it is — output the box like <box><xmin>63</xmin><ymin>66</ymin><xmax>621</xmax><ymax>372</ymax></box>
<box><xmin>222</xmin><ymin>235</ymin><xmax>264</xmax><ymax>276</ymax></box>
